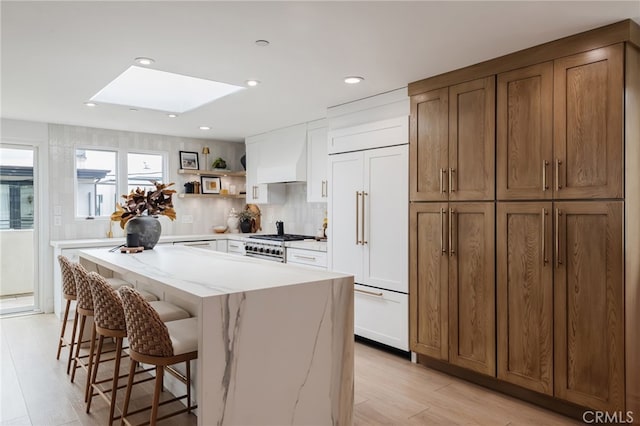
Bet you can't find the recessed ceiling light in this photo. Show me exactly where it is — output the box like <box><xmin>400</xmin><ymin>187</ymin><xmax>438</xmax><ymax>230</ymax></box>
<box><xmin>344</xmin><ymin>76</ymin><xmax>364</xmax><ymax>84</ymax></box>
<box><xmin>84</xmin><ymin>102</ymin><xmax>96</xmax><ymax>107</ymax></box>
<box><xmin>199</xmin><ymin>126</ymin><xmax>211</xmax><ymax>130</ymax></box>
<box><xmin>90</xmin><ymin>66</ymin><xmax>245</xmax><ymax>113</ymax></box>
<box><xmin>129</xmin><ymin>108</ymin><xmax>138</xmax><ymax>112</ymax></box>
<box><xmin>255</xmin><ymin>40</ymin><xmax>270</xmax><ymax>47</ymax></box>
<box><xmin>246</xmin><ymin>80</ymin><xmax>260</xmax><ymax>87</ymax></box>
<box><xmin>167</xmin><ymin>114</ymin><xmax>177</xmax><ymax>118</ymax></box>
<box><xmin>135</xmin><ymin>57</ymin><xmax>155</xmax><ymax>66</ymax></box>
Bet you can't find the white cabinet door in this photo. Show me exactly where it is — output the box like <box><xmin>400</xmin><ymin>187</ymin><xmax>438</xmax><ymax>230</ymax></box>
<box><xmin>363</xmin><ymin>145</ymin><xmax>408</xmax><ymax>293</ymax></box>
<box><xmin>307</xmin><ymin>126</ymin><xmax>328</xmax><ymax>203</ymax></box>
<box><xmin>245</xmin><ymin>137</ymin><xmax>285</xmax><ymax>204</ymax></box>
<box><xmin>328</xmin><ymin>151</ymin><xmax>363</xmax><ymax>282</ymax></box>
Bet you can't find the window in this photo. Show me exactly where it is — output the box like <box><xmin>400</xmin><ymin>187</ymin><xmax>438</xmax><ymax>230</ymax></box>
<box><xmin>127</xmin><ymin>153</ymin><xmax>164</xmax><ymax>194</ymax></box>
<box><xmin>75</xmin><ymin>149</ymin><xmax>167</xmax><ymax>218</ymax></box>
<box><xmin>0</xmin><ymin>147</ymin><xmax>34</xmax><ymax>229</ymax></box>
<box><xmin>75</xmin><ymin>149</ymin><xmax>116</xmax><ymax>218</ymax></box>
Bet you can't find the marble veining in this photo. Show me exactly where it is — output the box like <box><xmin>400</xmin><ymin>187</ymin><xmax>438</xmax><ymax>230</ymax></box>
<box><xmin>78</xmin><ymin>246</ymin><xmax>353</xmax><ymax>426</ymax></box>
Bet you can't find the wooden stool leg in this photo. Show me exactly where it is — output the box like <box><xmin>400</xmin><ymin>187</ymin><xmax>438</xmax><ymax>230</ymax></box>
<box><xmin>86</xmin><ymin>335</ymin><xmax>104</xmax><ymax>413</ymax></box>
<box><xmin>121</xmin><ymin>360</ymin><xmax>137</xmax><ymax>425</ymax></box>
<box><xmin>186</xmin><ymin>360</ymin><xmax>192</xmax><ymax>413</ymax></box>
<box><xmin>56</xmin><ymin>299</ymin><xmax>71</xmax><ymax>360</ymax></box>
<box><xmin>84</xmin><ymin>324</ymin><xmax>97</xmax><ymax>402</ymax></box>
<box><xmin>151</xmin><ymin>365</ymin><xmax>164</xmax><ymax>426</ymax></box>
<box><xmin>66</xmin><ymin>310</ymin><xmax>79</xmax><ymax>374</ymax></box>
<box><xmin>71</xmin><ymin>313</ymin><xmax>86</xmax><ymax>383</ymax></box>
<box><xmin>108</xmin><ymin>337</ymin><xmax>123</xmax><ymax>426</ymax></box>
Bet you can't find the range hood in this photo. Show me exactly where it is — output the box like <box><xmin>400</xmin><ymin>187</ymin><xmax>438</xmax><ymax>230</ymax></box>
<box><xmin>255</xmin><ymin>123</ymin><xmax>307</xmax><ymax>184</ymax></box>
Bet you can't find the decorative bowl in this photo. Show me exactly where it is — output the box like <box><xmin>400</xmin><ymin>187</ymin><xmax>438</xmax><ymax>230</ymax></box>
<box><xmin>213</xmin><ymin>225</ymin><xmax>228</xmax><ymax>234</ymax></box>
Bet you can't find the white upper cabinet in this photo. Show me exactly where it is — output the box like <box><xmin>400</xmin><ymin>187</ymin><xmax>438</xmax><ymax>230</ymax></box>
<box><xmin>306</xmin><ymin>120</ymin><xmax>328</xmax><ymax>203</ymax></box>
<box><xmin>328</xmin><ymin>116</ymin><xmax>408</xmax><ymax>154</ymax></box>
<box><xmin>245</xmin><ymin>134</ymin><xmax>285</xmax><ymax>204</ymax></box>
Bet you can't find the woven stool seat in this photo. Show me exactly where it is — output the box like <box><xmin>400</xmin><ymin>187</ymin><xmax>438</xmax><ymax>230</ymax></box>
<box><xmin>119</xmin><ymin>287</ymin><xmax>198</xmax><ymax>425</ymax></box>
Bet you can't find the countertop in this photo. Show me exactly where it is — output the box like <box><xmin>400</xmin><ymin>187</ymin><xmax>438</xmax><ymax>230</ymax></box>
<box><xmin>78</xmin><ymin>245</ymin><xmax>342</xmax><ymax>298</ymax></box>
<box><xmin>51</xmin><ymin>234</ymin><xmax>327</xmax><ymax>252</ymax></box>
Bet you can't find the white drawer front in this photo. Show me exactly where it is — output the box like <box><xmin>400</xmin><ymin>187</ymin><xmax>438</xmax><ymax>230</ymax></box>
<box><xmin>286</xmin><ymin>248</ymin><xmax>327</xmax><ymax>268</ymax></box>
<box><xmin>227</xmin><ymin>240</ymin><xmax>246</xmax><ymax>255</ymax></box>
<box><xmin>354</xmin><ymin>284</ymin><xmax>408</xmax><ymax>351</ymax></box>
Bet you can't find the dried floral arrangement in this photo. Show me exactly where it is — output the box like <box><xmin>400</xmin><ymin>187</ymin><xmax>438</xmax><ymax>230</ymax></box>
<box><xmin>110</xmin><ymin>181</ymin><xmax>177</xmax><ymax>229</ymax></box>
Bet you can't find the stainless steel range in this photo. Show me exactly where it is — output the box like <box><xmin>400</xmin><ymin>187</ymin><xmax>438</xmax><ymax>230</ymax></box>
<box><xmin>244</xmin><ymin>234</ymin><xmax>315</xmax><ymax>262</ymax></box>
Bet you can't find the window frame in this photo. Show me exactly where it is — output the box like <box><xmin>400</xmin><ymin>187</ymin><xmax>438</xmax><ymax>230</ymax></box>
<box><xmin>74</xmin><ymin>146</ymin><xmax>168</xmax><ymax>220</ymax></box>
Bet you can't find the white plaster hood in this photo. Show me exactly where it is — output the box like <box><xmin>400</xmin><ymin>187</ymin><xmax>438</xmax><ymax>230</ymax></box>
<box><xmin>255</xmin><ymin>123</ymin><xmax>307</xmax><ymax>184</ymax></box>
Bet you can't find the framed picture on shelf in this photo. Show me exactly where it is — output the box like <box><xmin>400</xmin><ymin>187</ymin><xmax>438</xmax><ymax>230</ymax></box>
<box><xmin>201</xmin><ymin>176</ymin><xmax>221</xmax><ymax>194</ymax></box>
<box><xmin>179</xmin><ymin>151</ymin><xmax>199</xmax><ymax>170</ymax></box>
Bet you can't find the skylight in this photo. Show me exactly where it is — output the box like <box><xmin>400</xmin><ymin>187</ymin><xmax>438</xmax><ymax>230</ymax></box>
<box><xmin>90</xmin><ymin>66</ymin><xmax>244</xmax><ymax>113</ymax></box>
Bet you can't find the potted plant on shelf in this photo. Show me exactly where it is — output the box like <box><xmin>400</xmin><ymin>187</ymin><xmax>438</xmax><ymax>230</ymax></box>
<box><xmin>237</xmin><ymin>208</ymin><xmax>256</xmax><ymax>233</ymax></box>
<box><xmin>110</xmin><ymin>181</ymin><xmax>177</xmax><ymax>249</ymax></box>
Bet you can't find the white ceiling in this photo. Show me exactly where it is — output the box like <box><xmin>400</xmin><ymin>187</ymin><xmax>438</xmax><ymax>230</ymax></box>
<box><xmin>2</xmin><ymin>1</ymin><xmax>639</xmax><ymax>142</ymax></box>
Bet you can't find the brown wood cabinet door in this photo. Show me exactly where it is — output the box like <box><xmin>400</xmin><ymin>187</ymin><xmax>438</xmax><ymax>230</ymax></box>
<box><xmin>554</xmin><ymin>201</ymin><xmax>624</xmax><ymax>411</ymax></box>
<box><xmin>409</xmin><ymin>203</ymin><xmax>449</xmax><ymax>360</ymax></box>
<box><xmin>410</xmin><ymin>88</ymin><xmax>449</xmax><ymax>201</ymax></box>
<box><xmin>449</xmin><ymin>202</ymin><xmax>495</xmax><ymax>376</ymax></box>
<box><xmin>553</xmin><ymin>44</ymin><xmax>623</xmax><ymax>199</ymax></box>
<box><xmin>449</xmin><ymin>77</ymin><xmax>495</xmax><ymax>201</ymax></box>
<box><xmin>497</xmin><ymin>63</ymin><xmax>553</xmax><ymax>200</ymax></box>
<box><xmin>497</xmin><ymin>202</ymin><xmax>553</xmax><ymax>394</ymax></box>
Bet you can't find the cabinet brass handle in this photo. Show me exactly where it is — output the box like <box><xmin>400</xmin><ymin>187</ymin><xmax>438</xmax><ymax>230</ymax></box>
<box><xmin>440</xmin><ymin>168</ymin><xmax>445</xmax><ymax>193</ymax></box>
<box><xmin>321</xmin><ymin>180</ymin><xmax>327</xmax><ymax>197</ymax></box>
<box><xmin>356</xmin><ymin>191</ymin><xmax>361</xmax><ymax>245</ymax></box>
<box><xmin>441</xmin><ymin>208</ymin><xmax>447</xmax><ymax>255</ymax></box>
<box><xmin>542</xmin><ymin>208</ymin><xmax>548</xmax><ymax>265</ymax></box>
<box><xmin>449</xmin><ymin>208</ymin><xmax>455</xmax><ymax>257</ymax></box>
<box><xmin>362</xmin><ymin>191</ymin><xmax>368</xmax><ymax>245</ymax></box>
<box><xmin>555</xmin><ymin>208</ymin><xmax>562</xmax><ymax>267</ymax></box>
<box><xmin>449</xmin><ymin>168</ymin><xmax>455</xmax><ymax>193</ymax></box>
<box><xmin>542</xmin><ymin>160</ymin><xmax>549</xmax><ymax>191</ymax></box>
<box><xmin>555</xmin><ymin>159</ymin><xmax>562</xmax><ymax>191</ymax></box>
<box><xmin>355</xmin><ymin>288</ymin><xmax>384</xmax><ymax>297</ymax></box>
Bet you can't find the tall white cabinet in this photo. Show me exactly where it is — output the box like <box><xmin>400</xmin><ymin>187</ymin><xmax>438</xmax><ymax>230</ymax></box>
<box><xmin>327</xmin><ymin>91</ymin><xmax>409</xmax><ymax>350</ymax></box>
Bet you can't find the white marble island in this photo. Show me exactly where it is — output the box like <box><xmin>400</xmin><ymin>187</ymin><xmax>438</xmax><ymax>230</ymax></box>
<box><xmin>78</xmin><ymin>245</ymin><xmax>354</xmax><ymax>426</ymax></box>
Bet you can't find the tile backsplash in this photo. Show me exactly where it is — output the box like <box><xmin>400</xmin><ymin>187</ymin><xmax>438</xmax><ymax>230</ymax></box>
<box><xmin>258</xmin><ymin>183</ymin><xmax>326</xmax><ymax>236</ymax></box>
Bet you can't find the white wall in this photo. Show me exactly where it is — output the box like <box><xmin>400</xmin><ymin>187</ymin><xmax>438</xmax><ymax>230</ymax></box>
<box><xmin>48</xmin><ymin>124</ymin><xmax>246</xmax><ymax>240</ymax></box>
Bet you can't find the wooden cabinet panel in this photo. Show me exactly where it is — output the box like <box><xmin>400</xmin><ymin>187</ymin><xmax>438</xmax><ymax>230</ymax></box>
<box><xmin>410</xmin><ymin>88</ymin><xmax>448</xmax><ymax>201</ymax></box>
<box><xmin>410</xmin><ymin>203</ymin><xmax>449</xmax><ymax>360</ymax></box>
<box><xmin>449</xmin><ymin>77</ymin><xmax>495</xmax><ymax>201</ymax></box>
<box><xmin>497</xmin><ymin>63</ymin><xmax>553</xmax><ymax>200</ymax></box>
<box><xmin>554</xmin><ymin>201</ymin><xmax>624</xmax><ymax>411</ymax></box>
<box><xmin>553</xmin><ymin>44</ymin><xmax>623</xmax><ymax>199</ymax></box>
<box><xmin>497</xmin><ymin>202</ymin><xmax>553</xmax><ymax>394</ymax></box>
<box><xmin>449</xmin><ymin>202</ymin><xmax>495</xmax><ymax>376</ymax></box>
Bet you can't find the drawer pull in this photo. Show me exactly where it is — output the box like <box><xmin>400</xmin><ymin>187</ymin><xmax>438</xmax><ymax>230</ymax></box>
<box><xmin>293</xmin><ymin>254</ymin><xmax>317</xmax><ymax>261</ymax></box>
<box><xmin>229</xmin><ymin>244</ymin><xmax>240</xmax><ymax>249</ymax></box>
<box><xmin>355</xmin><ymin>288</ymin><xmax>384</xmax><ymax>297</ymax></box>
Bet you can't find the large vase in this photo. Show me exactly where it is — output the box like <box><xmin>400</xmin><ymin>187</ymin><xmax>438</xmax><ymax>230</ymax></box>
<box><xmin>126</xmin><ymin>216</ymin><xmax>161</xmax><ymax>249</ymax></box>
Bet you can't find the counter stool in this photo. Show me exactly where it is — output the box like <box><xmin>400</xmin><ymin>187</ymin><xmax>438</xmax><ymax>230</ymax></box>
<box><xmin>56</xmin><ymin>255</ymin><xmax>78</xmax><ymax>374</ymax></box>
<box><xmin>119</xmin><ymin>287</ymin><xmax>198</xmax><ymax>426</ymax></box>
<box><xmin>85</xmin><ymin>272</ymin><xmax>191</xmax><ymax>425</ymax></box>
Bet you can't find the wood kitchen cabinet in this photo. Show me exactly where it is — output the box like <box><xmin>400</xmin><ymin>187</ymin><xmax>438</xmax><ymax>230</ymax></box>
<box><xmin>554</xmin><ymin>201</ymin><xmax>624</xmax><ymax>411</ymax></box>
<box><xmin>410</xmin><ymin>77</ymin><xmax>495</xmax><ymax>202</ymax></box>
<box><xmin>497</xmin><ymin>45</ymin><xmax>623</xmax><ymax>200</ymax></box>
<box><xmin>410</xmin><ymin>202</ymin><xmax>495</xmax><ymax>376</ymax></box>
<box><xmin>497</xmin><ymin>202</ymin><xmax>554</xmax><ymax>394</ymax></box>
<box><xmin>409</xmin><ymin>20</ymin><xmax>638</xmax><ymax>420</ymax></box>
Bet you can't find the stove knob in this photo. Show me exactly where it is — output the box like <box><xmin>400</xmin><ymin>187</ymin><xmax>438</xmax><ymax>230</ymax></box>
<box><xmin>275</xmin><ymin>249</ymin><xmax>282</xmax><ymax>256</ymax></box>
<box><xmin>259</xmin><ymin>247</ymin><xmax>264</xmax><ymax>253</ymax></box>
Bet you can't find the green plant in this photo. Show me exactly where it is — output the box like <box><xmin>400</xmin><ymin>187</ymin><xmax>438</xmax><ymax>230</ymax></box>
<box><xmin>110</xmin><ymin>181</ymin><xmax>177</xmax><ymax>229</ymax></box>
<box><xmin>211</xmin><ymin>157</ymin><xmax>227</xmax><ymax>169</ymax></box>
<box><xmin>237</xmin><ymin>209</ymin><xmax>256</xmax><ymax>222</ymax></box>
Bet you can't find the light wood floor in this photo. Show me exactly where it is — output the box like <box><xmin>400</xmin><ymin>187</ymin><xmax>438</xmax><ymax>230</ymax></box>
<box><xmin>0</xmin><ymin>314</ymin><xmax>579</xmax><ymax>425</ymax></box>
